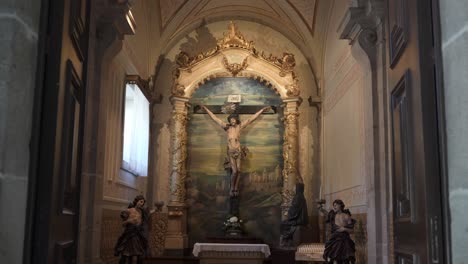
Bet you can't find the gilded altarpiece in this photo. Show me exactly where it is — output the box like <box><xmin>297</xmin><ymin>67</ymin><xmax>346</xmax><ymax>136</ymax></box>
<box><xmin>167</xmin><ymin>22</ymin><xmax>302</xmax><ymax>251</ymax></box>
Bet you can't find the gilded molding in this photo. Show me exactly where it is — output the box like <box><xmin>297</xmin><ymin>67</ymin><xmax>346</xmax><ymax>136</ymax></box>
<box><xmin>217</xmin><ymin>21</ymin><xmax>256</xmax><ymax>51</ymax></box>
<box><xmin>171</xmin><ymin>21</ymin><xmax>301</xmax><ymax>97</ymax></box>
<box><xmin>170</xmin><ymin>110</ymin><xmax>189</xmax><ymax>203</ymax></box>
<box><xmin>222</xmin><ymin>55</ymin><xmax>249</xmax><ymax>76</ymax></box>
<box><xmin>282</xmin><ymin>111</ymin><xmax>299</xmax><ymax>201</ymax></box>
<box><xmin>172</xmin><ymin>83</ymin><xmax>185</xmax><ymax>97</ymax></box>
<box><xmin>281</xmin><ymin>189</ymin><xmax>295</xmax><ymax>216</ymax></box>
<box><xmin>148</xmin><ymin>212</ymin><xmax>169</xmax><ymax>257</ymax></box>
<box><xmin>286</xmin><ymin>80</ymin><xmax>300</xmax><ymax>97</ymax></box>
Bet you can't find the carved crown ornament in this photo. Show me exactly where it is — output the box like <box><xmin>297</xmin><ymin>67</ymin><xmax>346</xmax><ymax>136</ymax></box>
<box><xmin>171</xmin><ymin>21</ymin><xmax>301</xmax><ymax>99</ymax></box>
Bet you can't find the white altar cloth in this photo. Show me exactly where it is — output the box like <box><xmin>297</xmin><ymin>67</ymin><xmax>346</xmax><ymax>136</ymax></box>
<box><xmin>193</xmin><ymin>243</ymin><xmax>271</xmax><ymax>258</ymax></box>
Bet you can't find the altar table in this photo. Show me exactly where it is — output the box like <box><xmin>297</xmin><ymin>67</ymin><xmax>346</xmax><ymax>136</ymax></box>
<box><xmin>193</xmin><ymin>243</ymin><xmax>271</xmax><ymax>264</ymax></box>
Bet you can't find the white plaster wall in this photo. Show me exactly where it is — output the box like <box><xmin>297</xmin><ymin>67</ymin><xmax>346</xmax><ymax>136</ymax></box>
<box><xmin>99</xmin><ymin>43</ymin><xmax>148</xmax><ymax>208</ymax></box>
<box><xmin>322</xmin><ymin>0</ymin><xmax>367</xmax><ymax>212</ymax></box>
<box><xmin>123</xmin><ymin>0</ymin><xmax>161</xmax><ymax>79</ymax></box>
<box><xmin>152</xmin><ymin>20</ymin><xmax>320</xmax><ymax>213</ymax></box>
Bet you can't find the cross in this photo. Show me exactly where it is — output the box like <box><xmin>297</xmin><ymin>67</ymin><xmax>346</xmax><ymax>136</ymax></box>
<box><xmin>193</xmin><ymin>104</ymin><xmax>278</xmax><ymax>115</ymax></box>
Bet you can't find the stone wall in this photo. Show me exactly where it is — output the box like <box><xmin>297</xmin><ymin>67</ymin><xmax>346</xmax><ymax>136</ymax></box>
<box><xmin>439</xmin><ymin>1</ymin><xmax>468</xmax><ymax>262</ymax></box>
<box><xmin>0</xmin><ymin>0</ymin><xmax>42</xmax><ymax>262</ymax></box>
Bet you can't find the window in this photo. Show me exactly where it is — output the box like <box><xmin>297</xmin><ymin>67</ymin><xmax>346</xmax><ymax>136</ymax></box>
<box><xmin>122</xmin><ymin>79</ymin><xmax>149</xmax><ymax>176</ymax></box>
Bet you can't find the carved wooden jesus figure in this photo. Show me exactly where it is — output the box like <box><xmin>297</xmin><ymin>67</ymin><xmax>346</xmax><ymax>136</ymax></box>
<box><xmin>201</xmin><ymin>105</ymin><xmax>270</xmax><ymax>196</ymax></box>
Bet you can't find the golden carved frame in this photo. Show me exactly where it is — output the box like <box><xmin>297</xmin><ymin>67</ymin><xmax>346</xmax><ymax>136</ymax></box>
<box><xmin>169</xmin><ymin>21</ymin><xmax>302</xmax><ymax>217</ymax></box>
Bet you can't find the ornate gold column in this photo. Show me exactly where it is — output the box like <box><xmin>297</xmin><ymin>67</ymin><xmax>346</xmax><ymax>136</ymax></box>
<box><xmin>165</xmin><ymin>96</ymin><xmax>189</xmax><ymax>253</ymax></box>
<box><xmin>281</xmin><ymin>98</ymin><xmax>301</xmax><ymax>219</ymax></box>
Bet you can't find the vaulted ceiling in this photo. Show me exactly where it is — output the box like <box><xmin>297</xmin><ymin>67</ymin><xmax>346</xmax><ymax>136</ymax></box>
<box><xmin>151</xmin><ymin>0</ymin><xmax>334</xmax><ymax>82</ymax></box>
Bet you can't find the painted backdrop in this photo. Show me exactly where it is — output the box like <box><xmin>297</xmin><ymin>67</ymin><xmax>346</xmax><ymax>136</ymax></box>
<box><xmin>187</xmin><ymin>77</ymin><xmax>283</xmax><ymax>246</ymax></box>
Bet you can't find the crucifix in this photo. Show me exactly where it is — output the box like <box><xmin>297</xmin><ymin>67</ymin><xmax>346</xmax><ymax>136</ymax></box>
<box><xmin>193</xmin><ymin>98</ymin><xmax>277</xmax><ymax>198</ymax></box>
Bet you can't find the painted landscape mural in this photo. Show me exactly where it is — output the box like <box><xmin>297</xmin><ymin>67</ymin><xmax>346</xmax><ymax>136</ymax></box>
<box><xmin>187</xmin><ymin>77</ymin><xmax>283</xmax><ymax>246</ymax></box>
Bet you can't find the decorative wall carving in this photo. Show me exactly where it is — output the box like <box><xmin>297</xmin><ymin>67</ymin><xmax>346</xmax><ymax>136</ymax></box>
<box><xmin>172</xmin><ymin>83</ymin><xmax>185</xmax><ymax>97</ymax></box>
<box><xmin>281</xmin><ymin>104</ymin><xmax>301</xmax><ymax>217</ymax></box>
<box><xmin>217</xmin><ymin>21</ymin><xmax>256</xmax><ymax>51</ymax></box>
<box><xmin>148</xmin><ymin>212</ymin><xmax>169</xmax><ymax>257</ymax></box>
<box><xmin>170</xmin><ymin>109</ymin><xmax>189</xmax><ymax>203</ymax></box>
<box><xmin>282</xmin><ymin>112</ymin><xmax>299</xmax><ymax>183</ymax></box>
<box><xmin>277</xmin><ymin>53</ymin><xmax>296</xmax><ymax>76</ymax></box>
<box><xmin>100</xmin><ymin>210</ymin><xmax>122</xmax><ymax>264</ymax></box>
<box><xmin>286</xmin><ymin>80</ymin><xmax>300</xmax><ymax>97</ymax></box>
<box><xmin>354</xmin><ymin>214</ymin><xmax>368</xmax><ymax>264</ymax></box>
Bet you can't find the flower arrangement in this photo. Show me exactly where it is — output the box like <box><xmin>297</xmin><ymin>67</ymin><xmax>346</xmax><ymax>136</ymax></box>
<box><xmin>223</xmin><ymin>216</ymin><xmax>244</xmax><ymax>236</ymax></box>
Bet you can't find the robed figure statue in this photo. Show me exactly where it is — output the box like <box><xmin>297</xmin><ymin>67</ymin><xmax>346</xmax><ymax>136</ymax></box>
<box><xmin>280</xmin><ymin>183</ymin><xmax>309</xmax><ymax>247</ymax></box>
<box><xmin>114</xmin><ymin>195</ymin><xmax>149</xmax><ymax>264</ymax></box>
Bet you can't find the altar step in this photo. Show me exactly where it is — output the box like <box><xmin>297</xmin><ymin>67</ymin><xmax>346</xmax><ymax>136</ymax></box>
<box><xmin>143</xmin><ymin>255</ymin><xmax>199</xmax><ymax>264</ymax></box>
<box><xmin>143</xmin><ymin>248</ymin><xmax>308</xmax><ymax>264</ymax></box>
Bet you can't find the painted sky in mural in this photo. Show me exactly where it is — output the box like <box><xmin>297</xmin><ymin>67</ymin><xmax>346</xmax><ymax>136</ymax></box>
<box><xmin>187</xmin><ymin>77</ymin><xmax>284</xmax><ymax>246</ymax></box>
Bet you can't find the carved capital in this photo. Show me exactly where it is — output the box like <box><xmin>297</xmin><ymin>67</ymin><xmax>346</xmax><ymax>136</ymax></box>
<box><xmin>172</xmin><ymin>83</ymin><xmax>185</xmax><ymax>97</ymax></box>
<box><xmin>337</xmin><ymin>1</ymin><xmax>383</xmax><ymax>61</ymax></box>
<box><xmin>96</xmin><ymin>0</ymin><xmax>136</xmax><ymax>38</ymax></box>
<box><xmin>286</xmin><ymin>80</ymin><xmax>300</xmax><ymax>97</ymax></box>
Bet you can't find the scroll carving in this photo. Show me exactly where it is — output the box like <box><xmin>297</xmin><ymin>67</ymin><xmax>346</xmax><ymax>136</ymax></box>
<box><xmin>277</xmin><ymin>53</ymin><xmax>296</xmax><ymax>76</ymax></box>
<box><xmin>171</xmin><ymin>21</ymin><xmax>301</xmax><ymax>97</ymax></box>
<box><xmin>217</xmin><ymin>21</ymin><xmax>255</xmax><ymax>51</ymax></box>
<box><xmin>286</xmin><ymin>80</ymin><xmax>300</xmax><ymax>97</ymax></box>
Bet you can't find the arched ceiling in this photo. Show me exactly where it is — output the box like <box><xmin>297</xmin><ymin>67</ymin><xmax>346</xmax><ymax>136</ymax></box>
<box><xmin>152</xmin><ymin>0</ymin><xmax>333</xmax><ymax>82</ymax></box>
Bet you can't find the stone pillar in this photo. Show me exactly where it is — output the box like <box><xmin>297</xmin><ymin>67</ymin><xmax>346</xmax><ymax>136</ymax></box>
<box><xmin>281</xmin><ymin>98</ymin><xmax>301</xmax><ymax>219</ymax></box>
<box><xmin>439</xmin><ymin>1</ymin><xmax>468</xmax><ymax>262</ymax></box>
<box><xmin>0</xmin><ymin>0</ymin><xmax>42</xmax><ymax>262</ymax></box>
<box><xmin>337</xmin><ymin>1</ymin><xmax>387</xmax><ymax>263</ymax></box>
<box><xmin>165</xmin><ymin>96</ymin><xmax>189</xmax><ymax>253</ymax></box>
<box><xmin>79</xmin><ymin>1</ymin><xmax>136</xmax><ymax>262</ymax></box>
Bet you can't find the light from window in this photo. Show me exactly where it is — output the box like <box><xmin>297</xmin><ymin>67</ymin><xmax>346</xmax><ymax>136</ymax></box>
<box><xmin>122</xmin><ymin>83</ymin><xmax>149</xmax><ymax>176</ymax></box>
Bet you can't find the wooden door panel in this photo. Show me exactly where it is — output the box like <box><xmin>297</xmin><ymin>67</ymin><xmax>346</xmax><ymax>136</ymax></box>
<box><xmin>388</xmin><ymin>0</ymin><xmax>445</xmax><ymax>263</ymax></box>
<box><xmin>31</xmin><ymin>0</ymin><xmax>89</xmax><ymax>263</ymax></box>
<box><xmin>391</xmin><ymin>70</ymin><xmax>414</xmax><ymax>224</ymax></box>
<box><xmin>395</xmin><ymin>251</ymin><xmax>418</xmax><ymax>264</ymax></box>
<box><xmin>59</xmin><ymin>59</ymin><xmax>83</xmax><ymax>216</ymax></box>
